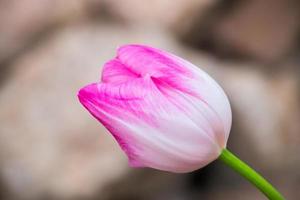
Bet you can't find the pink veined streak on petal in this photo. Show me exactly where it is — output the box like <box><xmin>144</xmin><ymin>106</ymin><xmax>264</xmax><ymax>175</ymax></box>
<box><xmin>101</xmin><ymin>44</ymin><xmax>231</xmax><ymax>147</ymax></box>
<box><xmin>101</xmin><ymin>45</ymin><xmax>197</xmax><ymax>97</ymax></box>
<box><xmin>78</xmin><ymin>78</ymin><xmax>154</xmax><ymax>165</ymax></box>
<box><xmin>153</xmin><ymin>47</ymin><xmax>232</xmax><ymax>145</ymax></box>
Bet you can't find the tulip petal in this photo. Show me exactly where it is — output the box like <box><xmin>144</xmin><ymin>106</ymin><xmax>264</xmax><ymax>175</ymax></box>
<box><xmin>78</xmin><ymin>44</ymin><xmax>232</xmax><ymax>172</ymax></box>
<box><xmin>101</xmin><ymin>59</ymin><xmax>140</xmax><ymax>84</ymax></box>
<box><xmin>78</xmin><ymin>76</ymin><xmax>221</xmax><ymax>172</ymax></box>
<box><xmin>156</xmin><ymin>47</ymin><xmax>232</xmax><ymax>143</ymax></box>
<box><xmin>107</xmin><ymin>44</ymin><xmax>232</xmax><ymax>146</ymax></box>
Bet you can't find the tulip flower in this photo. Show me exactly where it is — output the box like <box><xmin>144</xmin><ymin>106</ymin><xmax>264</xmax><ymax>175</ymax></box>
<box><xmin>78</xmin><ymin>44</ymin><xmax>284</xmax><ymax>200</ymax></box>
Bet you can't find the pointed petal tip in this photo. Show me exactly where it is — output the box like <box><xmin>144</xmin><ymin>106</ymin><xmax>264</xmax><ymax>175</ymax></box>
<box><xmin>77</xmin><ymin>83</ymin><xmax>98</xmax><ymax>104</ymax></box>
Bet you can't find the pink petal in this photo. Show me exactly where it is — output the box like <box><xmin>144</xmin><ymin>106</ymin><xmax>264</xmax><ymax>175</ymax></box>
<box><xmin>107</xmin><ymin>44</ymin><xmax>231</xmax><ymax>146</ymax></box>
<box><xmin>153</xmin><ymin>47</ymin><xmax>232</xmax><ymax>144</ymax></box>
<box><xmin>78</xmin><ymin>44</ymin><xmax>232</xmax><ymax>172</ymax></box>
<box><xmin>78</xmin><ymin>76</ymin><xmax>220</xmax><ymax>172</ymax></box>
<box><xmin>101</xmin><ymin>59</ymin><xmax>140</xmax><ymax>84</ymax></box>
<box><xmin>107</xmin><ymin>45</ymin><xmax>197</xmax><ymax>96</ymax></box>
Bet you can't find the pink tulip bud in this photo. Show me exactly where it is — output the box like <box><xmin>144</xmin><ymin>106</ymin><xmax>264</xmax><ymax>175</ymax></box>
<box><xmin>78</xmin><ymin>44</ymin><xmax>232</xmax><ymax>173</ymax></box>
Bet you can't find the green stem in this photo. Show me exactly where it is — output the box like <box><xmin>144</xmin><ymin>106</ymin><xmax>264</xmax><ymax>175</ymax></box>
<box><xmin>218</xmin><ymin>148</ymin><xmax>284</xmax><ymax>200</ymax></box>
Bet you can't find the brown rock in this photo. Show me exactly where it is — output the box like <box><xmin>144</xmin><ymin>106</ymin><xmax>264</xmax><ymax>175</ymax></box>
<box><xmin>214</xmin><ymin>0</ymin><xmax>300</xmax><ymax>62</ymax></box>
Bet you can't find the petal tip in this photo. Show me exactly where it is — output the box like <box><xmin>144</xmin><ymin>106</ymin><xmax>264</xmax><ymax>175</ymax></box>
<box><xmin>77</xmin><ymin>83</ymin><xmax>98</xmax><ymax>105</ymax></box>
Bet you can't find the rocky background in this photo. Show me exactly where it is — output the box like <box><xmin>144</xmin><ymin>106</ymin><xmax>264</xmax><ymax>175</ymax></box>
<box><xmin>0</xmin><ymin>0</ymin><xmax>299</xmax><ymax>199</ymax></box>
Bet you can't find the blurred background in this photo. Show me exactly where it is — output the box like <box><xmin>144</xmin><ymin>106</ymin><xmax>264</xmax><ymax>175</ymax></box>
<box><xmin>0</xmin><ymin>0</ymin><xmax>299</xmax><ymax>199</ymax></box>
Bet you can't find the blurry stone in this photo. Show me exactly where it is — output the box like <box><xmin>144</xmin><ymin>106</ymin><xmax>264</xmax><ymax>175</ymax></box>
<box><xmin>0</xmin><ymin>22</ymin><xmax>177</xmax><ymax>199</ymax></box>
<box><xmin>101</xmin><ymin>0</ymin><xmax>217</xmax><ymax>28</ymax></box>
<box><xmin>214</xmin><ymin>0</ymin><xmax>300</xmax><ymax>62</ymax></box>
<box><xmin>101</xmin><ymin>169</ymin><xmax>187</xmax><ymax>200</ymax></box>
<box><xmin>220</xmin><ymin>66</ymin><xmax>300</xmax><ymax>170</ymax></box>
<box><xmin>180</xmin><ymin>0</ymin><xmax>300</xmax><ymax>63</ymax></box>
<box><xmin>0</xmin><ymin>0</ymin><xmax>206</xmax><ymax>71</ymax></box>
<box><xmin>0</xmin><ymin>0</ymin><xmax>87</xmax><ymax>65</ymax></box>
